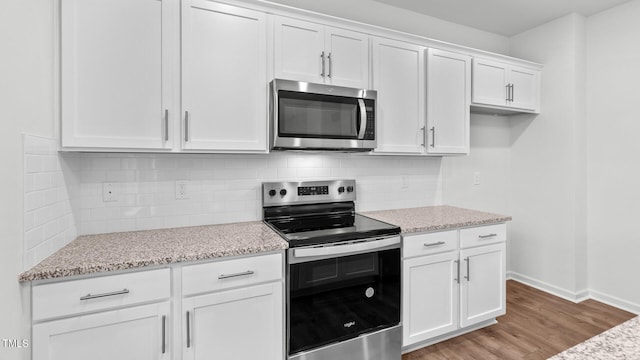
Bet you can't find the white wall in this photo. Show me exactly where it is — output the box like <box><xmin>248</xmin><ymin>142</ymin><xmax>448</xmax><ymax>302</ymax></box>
<box><xmin>0</xmin><ymin>0</ymin><xmax>55</xmax><ymax>358</ymax></box>
<box><xmin>586</xmin><ymin>0</ymin><xmax>640</xmax><ymax>312</ymax></box>
<box><xmin>266</xmin><ymin>0</ymin><xmax>510</xmax><ymax>55</ymax></box>
<box><xmin>507</xmin><ymin>14</ymin><xmax>589</xmax><ymax>299</ymax></box>
<box><xmin>442</xmin><ymin>114</ymin><xmax>511</xmax><ymax>215</ymax></box>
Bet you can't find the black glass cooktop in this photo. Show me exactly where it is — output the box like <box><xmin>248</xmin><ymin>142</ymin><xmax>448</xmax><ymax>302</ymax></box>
<box><xmin>264</xmin><ymin>203</ymin><xmax>400</xmax><ymax>248</ymax></box>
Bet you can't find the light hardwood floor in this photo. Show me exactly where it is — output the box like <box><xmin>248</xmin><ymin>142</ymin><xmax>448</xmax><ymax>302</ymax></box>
<box><xmin>403</xmin><ymin>280</ymin><xmax>636</xmax><ymax>360</ymax></box>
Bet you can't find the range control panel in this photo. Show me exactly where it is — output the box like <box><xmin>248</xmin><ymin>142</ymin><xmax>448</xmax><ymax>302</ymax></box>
<box><xmin>262</xmin><ymin>180</ymin><xmax>356</xmax><ymax>207</ymax></box>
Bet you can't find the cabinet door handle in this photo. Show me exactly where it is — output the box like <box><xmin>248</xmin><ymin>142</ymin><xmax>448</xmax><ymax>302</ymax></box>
<box><xmin>327</xmin><ymin>52</ymin><xmax>332</xmax><ymax>78</ymax></box>
<box><xmin>430</xmin><ymin>127</ymin><xmax>435</xmax><ymax>148</ymax></box>
<box><xmin>184</xmin><ymin>111</ymin><xmax>190</xmax><ymax>143</ymax></box>
<box><xmin>511</xmin><ymin>84</ymin><xmax>515</xmax><ymax>102</ymax></box>
<box><xmin>186</xmin><ymin>311</ymin><xmax>192</xmax><ymax>348</ymax></box>
<box><xmin>420</xmin><ymin>126</ymin><xmax>426</xmax><ymax>147</ymax></box>
<box><xmin>161</xmin><ymin>315</ymin><xmax>166</xmax><ymax>354</ymax></box>
<box><xmin>218</xmin><ymin>270</ymin><xmax>255</xmax><ymax>280</ymax></box>
<box><xmin>423</xmin><ymin>241</ymin><xmax>445</xmax><ymax>247</ymax></box>
<box><xmin>464</xmin><ymin>257</ymin><xmax>470</xmax><ymax>281</ymax></box>
<box><xmin>320</xmin><ymin>51</ymin><xmax>326</xmax><ymax>77</ymax></box>
<box><xmin>478</xmin><ymin>233</ymin><xmax>498</xmax><ymax>239</ymax></box>
<box><xmin>455</xmin><ymin>259</ymin><xmax>460</xmax><ymax>284</ymax></box>
<box><xmin>79</xmin><ymin>288</ymin><xmax>129</xmax><ymax>301</ymax></box>
<box><xmin>164</xmin><ymin>109</ymin><xmax>169</xmax><ymax>141</ymax></box>
<box><xmin>506</xmin><ymin>84</ymin><xmax>510</xmax><ymax>102</ymax></box>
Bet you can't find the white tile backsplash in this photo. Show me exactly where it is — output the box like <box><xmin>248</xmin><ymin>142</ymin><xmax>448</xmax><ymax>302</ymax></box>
<box><xmin>22</xmin><ymin>142</ymin><xmax>444</xmax><ymax>261</ymax></box>
<box><xmin>22</xmin><ymin>135</ymin><xmax>78</xmax><ymax>270</ymax></box>
<box><xmin>68</xmin><ymin>152</ymin><xmax>443</xmax><ymax>235</ymax></box>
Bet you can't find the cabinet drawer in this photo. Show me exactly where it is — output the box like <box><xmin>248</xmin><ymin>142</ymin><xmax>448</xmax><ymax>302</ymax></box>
<box><xmin>32</xmin><ymin>268</ymin><xmax>170</xmax><ymax>321</ymax></box>
<box><xmin>182</xmin><ymin>253</ymin><xmax>282</xmax><ymax>296</ymax></box>
<box><xmin>460</xmin><ymin>223</ymin><xmax>506</xmax><ymax>248</ymax></box>
<box><xmin>403</xmin><ymin>230</ymin><xmax>457</xmax><ymax>258</ymax></box>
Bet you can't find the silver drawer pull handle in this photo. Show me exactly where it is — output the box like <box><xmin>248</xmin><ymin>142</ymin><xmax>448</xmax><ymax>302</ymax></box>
<box><xmin>80</xmin><ymin>288</ymin><xmax>130</xmax><ymax>301</ymax></box>
<box><xmin>423</xmin><ymin>241</ymin><xmax>445</xmax><ymax>247</ymax></box>
<box><xmin>478</xmin><ymin>233</ymin><xmax>498</xmax><ymax>239</ymax></box>
<box><xmin>218</xmin><ymin>270</ymin><xmax>255</xmax><ymax>280</ymax></box>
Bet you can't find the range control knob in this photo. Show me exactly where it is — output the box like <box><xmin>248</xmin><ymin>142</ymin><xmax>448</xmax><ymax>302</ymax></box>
<box><xmin>280</xmin><ymin>189</ymin><xmax>287</xmax><ymax>196</ymax></box>
<box><xmin>268</xmin><ymin>189</ymin><xmax>276</xmax><ymax>197</ymax></box>
<box><xmin>338</xmin><ymin>186</ymin><xmax>345</xmax><ymax>193</ymax></box>
<box><xmin>347</xmin><ymin>186</ymin><xmax>354</xmax><ymax>193</ymax></box>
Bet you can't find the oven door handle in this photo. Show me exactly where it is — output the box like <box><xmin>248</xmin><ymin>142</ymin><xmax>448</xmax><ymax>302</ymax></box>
<box><xmin>293</xmin><ymin>236</ymin><xmax>400</xmax><ymax>260</ymax></box>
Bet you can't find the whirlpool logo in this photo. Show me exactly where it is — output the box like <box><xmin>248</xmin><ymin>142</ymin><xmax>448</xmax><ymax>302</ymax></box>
<box><xmin>343</xmin><ymin>321</ymin><xmax>356</xmax><ymax>328</ymax></box>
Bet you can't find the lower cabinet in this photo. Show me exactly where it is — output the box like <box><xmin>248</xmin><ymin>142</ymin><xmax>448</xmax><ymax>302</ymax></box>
<box><xmin>31</xmin><ymin>253</ymin><xmax>284</xmax><ymax>360</ymax></box>
<box><xmin>182</xmin><ymin>282</ymin><xmax>283</xmax><ymax>360</ymax></box>
<box><xmin>33</xmin><ymin>302</ymin><xmax>170</xmax><ymax>360</ymax></box>
<box><xmin>402</xmin><ymin>224</ymin><xmax>506</xmax><ymax>348</ymax></box>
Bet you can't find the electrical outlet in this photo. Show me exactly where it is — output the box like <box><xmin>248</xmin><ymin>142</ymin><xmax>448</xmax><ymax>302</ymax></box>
<box><xmin>102</xmin><ymin>182</ymin><xmax>119</xmax><ymax>202</ymax></box>
<box><xmin>175</xmin><ymin>181</ymin><xmax>189</xmax><ymax>200</ymax></box>
<box><xmin>473</xmin><ymin>172</ymin><xmax>481</xmax><ymax>186</ymax></box>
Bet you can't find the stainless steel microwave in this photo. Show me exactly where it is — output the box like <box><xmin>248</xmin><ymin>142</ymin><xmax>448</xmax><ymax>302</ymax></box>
<box><xmin>269</xmin><ymin>79</ymin><xmax>376</xmax><ymax>152</ymax></box>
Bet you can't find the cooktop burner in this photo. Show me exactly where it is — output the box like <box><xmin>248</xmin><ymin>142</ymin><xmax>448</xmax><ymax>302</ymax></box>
<box><xmin>262</xmin><ymin>180</ymin><xmax>400</xmax><ymax>248</ymax></box>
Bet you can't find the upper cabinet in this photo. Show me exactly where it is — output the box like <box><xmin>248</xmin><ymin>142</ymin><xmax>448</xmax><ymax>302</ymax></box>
<box><xmin>371</xmin><ymin>37</ymin><xmax>425</xmax><ymax>154</ymax></box>
<box><xmin>60</xmin><ymin>0</ymin><xmax>173</xmax><ymax>150</ymax></box>
<box><xmin>273</xmin><ymin>16</ymin><xmax>370</xmax><ymax>88</ymax></box>
<box><xmin>181</xmin><ymin>0</ymin><xmax>268</xmax><ymax>151</ymax></box>
<box><xmin>372</xmin><ymin>43</ymin><xmax>471</xmax><ymax>156</ymax></box>
<box><xmin>426</xmin><ymin>49</ymin><xmax>471</xmax><ymax>155</ymax></box>
<box><xmin>472</xmin><ymin>58</ymin><xmax>540</xmax><ymax>114</ymax></box>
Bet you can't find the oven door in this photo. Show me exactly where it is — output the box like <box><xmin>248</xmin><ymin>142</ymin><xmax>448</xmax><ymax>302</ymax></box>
<box><xmin>270</xmin><ymin>79</ymin><xmax>376</xmax><ymax>151</ymax></box>
<box><xmin>287</xmin><ymin>237</ymin><xmax>401</xmax><ymax>355</ymax></box>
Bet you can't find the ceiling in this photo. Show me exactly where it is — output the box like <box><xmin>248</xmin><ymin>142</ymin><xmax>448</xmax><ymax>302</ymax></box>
<box><xmin>373</xmin><ymin>0</ymin><xmax>631</xmax><ymax>36</ymax></box>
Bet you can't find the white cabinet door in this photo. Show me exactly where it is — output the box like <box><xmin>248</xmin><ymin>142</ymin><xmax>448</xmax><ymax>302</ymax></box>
<box><xmin>459</xmin><ymin>243</ymin><xmax>506</xmax><ymax>328</ymax></box>
<box><xmin>509</xmin><ymin>65</ymin><xmax>539</xmax><ymax>111</ymax></box>
<box><xmin>471</xmin><ymin>58</ymin><xmax>509</xmax><ymax>108</ymax></box>
<box><xmin>61</xmin><ymin>0</ymin><xmax>173</xmax><ymax>149</ymax></box>
<box><xmin>325</xmin><ymin>28</ymin><xmax>369</xmax><ymax>88</ymax></box>
<box><xmin>33</xmin><ymin>302</ymin><xmax>170</xmax><ymax>360</ymax></box>
<box><xmin>372</xmin><ymin>37</ymin><xmax>426</xmax><ymax>154</ymax></box>
<box><xmin>183</xmin><ymin>282</ymin><xmax>283</xmax><ymax>360</ymax></box>
<box><xmin>273</xmin><ymin>17</ymin><xmax>325</xmax><ymax>84</ymax></box>
<box><xmin>403</xmin><ymin>251</ymin><xmax>459</xmax><ymax>347</ymax></box>
<box><xmin>426</xmin><ymin>49</ymin><xmax>471</xmax><ymax>155</ymax></box>
<box><xmin>182</xmin><ymin>1</ymin><xmax>267</xmax><ymax>151</ymax></box>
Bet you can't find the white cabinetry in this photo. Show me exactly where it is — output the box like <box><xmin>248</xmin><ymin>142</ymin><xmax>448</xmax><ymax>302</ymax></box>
<box><xmin>60</xmin><ymin>0</ymin><xmax>173</xmax><ymax>150</ymax></box>
<box><xmin>472</xmin><ymin>58</ymin><xmax>540</xmax><ymax>113</ymax></box>
<box><xmin>32</xmin><ymin>269</ymin><xmax>171</xmax><ymax>360</ymax></box>
<box><xmin>182</xmin><ymin>0</ymin><xmax>267</xmax><ymax>151</ymax></box>
<box><xmin>426</xmin><ymin>49</ymin><xmax>471</xmax><ymax>155</ymax></box>
<box><xmin>402</xmin><ymin>224</ymin><xmax>506</xmax><ymax>348</ymax></box>
<box><xmin>182</xmin><ymin>253</ymin><xmax>284</xmax><ymax>360</ymax></box>
<box><xmin>372</xmin><ymin>37</ymin><xmax>426</xmax><ymax>154</ymax></box>
<box><xmin>274</xmin><ymin>16</ymin><xmax>370</xmax><ymax>88</ymax></box>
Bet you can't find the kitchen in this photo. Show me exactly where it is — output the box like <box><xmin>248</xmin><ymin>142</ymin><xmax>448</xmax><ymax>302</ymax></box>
<box><xmin>2</xmin><ymin>0</ymin><xmax>640</xmax><ymax>359</ymax></box>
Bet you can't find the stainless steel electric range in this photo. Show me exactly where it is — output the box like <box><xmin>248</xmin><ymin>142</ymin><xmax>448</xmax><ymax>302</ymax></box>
<box><xmin>262</xmin><ymin>179</ymin><xmax>402</xmax><ymax>360</ymax></box>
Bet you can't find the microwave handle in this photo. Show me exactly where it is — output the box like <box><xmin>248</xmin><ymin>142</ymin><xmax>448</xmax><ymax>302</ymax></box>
<box><xmin>357</xmin><ymin>99</ymin><xmax>367</xmax><ymax>139</ymax></box>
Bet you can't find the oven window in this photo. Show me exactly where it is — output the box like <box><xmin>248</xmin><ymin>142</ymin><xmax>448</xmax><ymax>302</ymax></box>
<box><xmin>288</xmin><ymin>248</ymin><xmax>400</xmax><ymax>355</ymax></box>
<box><xmin>278</xmin><ymin>91</ymin><xmax>358</xmax><ymax>139</ymax></box>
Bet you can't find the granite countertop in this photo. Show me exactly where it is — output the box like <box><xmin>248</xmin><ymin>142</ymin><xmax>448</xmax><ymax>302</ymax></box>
<box><xmin>548</xmin><ymin>316</ymin><xmax>640</xmax><ymax>359</ymax></box>
<box><xmin>19</xmin><ymin>221</ymin><xmax>288</xmax><ymax>282</ymax></box>
<box><xmin>362</xmin><ymin>205</ymin><xmax>512</xmax><ymax>234</ymax></box>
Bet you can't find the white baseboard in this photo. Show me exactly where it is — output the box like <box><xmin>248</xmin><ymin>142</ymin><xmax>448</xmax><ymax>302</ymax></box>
<box><xmin>507</xmin><ymin>271</ymin><xmax>640</xmax><ymax>315</ymax></box>
<box><xmin>590</xmin><ymin>289</ymin><xmax>640</xmax><ymax>315</ymax></box>
<box><xmin>507</xmin><ymin>271</ymin><xmax>589</xmax><ymax>303</ymax></box>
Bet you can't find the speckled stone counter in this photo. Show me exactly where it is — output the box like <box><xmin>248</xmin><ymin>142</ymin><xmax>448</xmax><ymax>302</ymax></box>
<box><xmin>548</xmin><ymin>316</ymin><xmax>640</xmax><ymax>359</ymax></box>
<box><xmin>19</xmin><ymin>221</ymin><xmax>288</xmax><ymax>282</ymax></box>
<box><xmin>362</xmin><ymin>205</ymin><xmax>511</xmax><ymax>234</ymax></box>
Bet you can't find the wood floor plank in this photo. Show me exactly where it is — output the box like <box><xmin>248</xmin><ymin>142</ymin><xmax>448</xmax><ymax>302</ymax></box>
<box><xmin>402</xmin><ymin>280</ymin><xmax>636</xmax><ymax>360</ymax></box>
